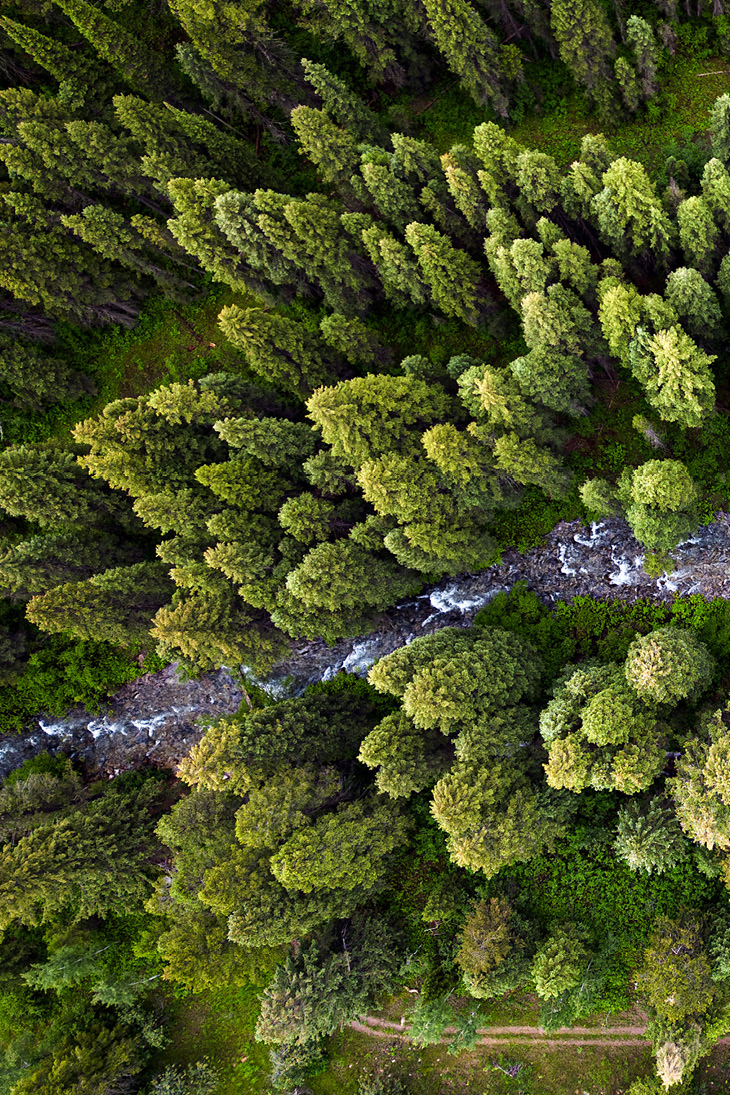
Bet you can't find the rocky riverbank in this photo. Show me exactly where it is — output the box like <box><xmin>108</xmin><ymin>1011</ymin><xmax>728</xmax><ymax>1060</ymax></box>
<box><xmin>4</xmin><ymin>513</ymin><xmax>730</xmax><ymax>780</ymax></box>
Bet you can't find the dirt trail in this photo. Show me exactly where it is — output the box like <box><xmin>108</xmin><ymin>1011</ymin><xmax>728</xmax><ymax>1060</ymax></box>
<box><xmin>350</xmin><ymin>1015</ymin><xmax>730</xmax><ymax>1049</ymax></box>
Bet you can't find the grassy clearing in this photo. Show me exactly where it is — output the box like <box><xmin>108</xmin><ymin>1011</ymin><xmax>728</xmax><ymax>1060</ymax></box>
<box><xmin>155</xmin><ymin>984</ymin><xmax>269</xmax><ymax>1095</ymax></box>
<box><xmin>312</xmin><ymin>1027</ymin><xmax>655</xmax><ymax>1094</ymax></box>
<box><xmin>1</xmin><ymin>283</ymin><xmax>253</xmax><ymax>448</ymax></box>
<box><xmin>415</xmin><ymin>53</ymin><xmax>730</xmax><ymax>176</ymax></box>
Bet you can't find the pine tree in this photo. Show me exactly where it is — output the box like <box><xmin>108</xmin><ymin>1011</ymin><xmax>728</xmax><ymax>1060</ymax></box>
<box><xmin>0</xmin><ymin>17</ymin><xmax>106</xmax><ymax>97</ymax></box>
<box><xmin>404</xmin><ymin>223</ymin><xmax>483</xmax><ymax>325</ymax></box>
<box><xmin>0</xmin><ymin>338</ymin><xmax>88</xmax><ymax>409</ymax></box>
<box><xmin>493</xmin><ymin>433</ymin><xmax>572</xmax><ymax>497</ymax></box>
<box><xmin>664</xmin><ymin>267</ymin><xmax>723</xmax><ymax>345</ymax></box>
<box><xmin>62</xmin><ymin>206</ymin><xmax>194</xmax><ymax>298</ymax></box>
<box><xmin>358</xmin><ymin>711</ymin><xmax>450</xmax><ymax>798</ymax></box>
<box><xmin>625</xmin><ymin>627</ymin><xmax>715</xmax><ymax>705</ymax></box>
<box><xmin>358</xmin><ymin>221</ymin><xmax>430</xmax><ymax>307</ymax></box>
<box><xmin>0</xmin><ymin>531</ymin><xmax>137</xmax><ymax>596</ymax></box>
<box><xmin>300</xmin><ymin>58</ymin><xmax>385</xmax><ymax>142</ymax></box>
<box><xmin>614</xmin><ymin>798</ymin><xmax>688</xmax><ymax>874</ymax></box>
<box><xmin>53</xmin><ymin>0</ymin><xmax>170</xmax><ymax>99</ymax></box>
<box><xmin>0</xmin><ymin>445</ymin><xmax>125</xmax><ymax>528</ymax></box>
<box><xmin>285</xmin><ymin>539</ymin><xmax>420</xmax><ymax>614</ymax></box>
<box><xmin>309</xmin><ymin>0</ymin><xmax>405</xmax><ymax>85</ymax></box>
<box><xmin>269</xmin><ymin>797</ymin><xmax>410</xmax><ymax>894</ymax></box>
<box><xmin>676</xmin><ymin>196</ymin><xmax>719</xmax><ymax>275</ymax></box>
<box><xmin>592</xmin><ymin>157</ymin><xmax>675</xmax><ymax>261</ymax></box>
<box><xmin>26</xmin><ymin>561</ymin><xmax>174</xmax><ymax>645</ymax></box>
<box><xmin>440</xmin><ymin>146</ymin><xmax>489</xmax><ymax>229</ymax></box>
<box><xmin>626</xmin><ymin>16</ymin><xmax>659</xmax><ymax>101</ymax></box>
<box><xmin>306</xmin><ymin>373</ymin><xmax>451</xmax><ymax>467</ymax></box>
<box><xmin>710</xmin><ymin>93</ymin><xmax>730</xmax><ymax>163</ymax></box>
<box><xmin>701</xmin><ymin>157</ymin><xmax>730</xmax><ymax>229</ymax></box>
<box><xmin>630</xmin><ymin>325</ymin><xmax>716</xmax><ymax>428</ymax></box>
<box><xmin>290</xmin><ymin>106</ymin><xmax>361</xmax><ymax>189</ymax></box>
<box><xmin>639</xmin><ymin>918</ymin><xmax>714</xmax><ymax>1022</ymax></box>
<box><xmin>531</xmin><ymin>925</ymin><xmax>590</xmax><ymax>999</ymax></box>
<box><xmin>319</xmin><ymin>313</ymin><xmax>386</xmax><ymax>366</ymax></box>
<box><xmin>551</xmin><ymin>0</ymin><xmax>617</xmax><ymax>118</ymax></box>
<box><xmin>421</xmin><ymin>0</ymin><xmax>511</xmax><ymax>116</ymax></box>
<box><xmin>614</xmin><ymin>57</ymin><xmax>640</xmax><ymax>113</ymax></box>
<box><xmin>359</xmin><ymin>162</ymin><xmax>422</xmax><ymax>230</ymax></box>
<box><xmin>218</xmin><ymin>305</ymin><xmax>335</xmax><ymax>395</ymax></box>
<box><xmin>515</xmin><ymin>149</ymin><xmax>562</xmax><ymax>213</ymax></box>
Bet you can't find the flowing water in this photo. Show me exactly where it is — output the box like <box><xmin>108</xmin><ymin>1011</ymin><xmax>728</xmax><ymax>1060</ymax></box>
<box><xmin>4</xmin><ymin>514</ymin><xmax>730</xmax><ymax>779</ymax></box>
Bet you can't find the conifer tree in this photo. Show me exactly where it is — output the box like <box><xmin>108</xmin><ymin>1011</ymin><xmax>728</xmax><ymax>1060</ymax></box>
<box><xmin>614</xmin><ymin>798</ymin><xmax>688</xmax><ymax>874</ymax></box>
<box><xmin>676</xmin><ymin>196</ymin><xmax>720</xmax><ymax>275</ymax></box>
<box><xmin>310</xmin><ymin>0</ymin><xmax>405</xmax><ymax>85</ymax></box>
<box><xmin>551</xmin><ymin>0</ymin><xmax>617</xmax><ymax>118</ymax></box>
<box><xmin>0</xmin><ymin>339</ymin><xmax>88</xmax><ymax>410</ymax></box>
<box><xmin>592</xmin><ymin>158</ymin><xmax>675</xmax><ymax>261</ymax></box>
<box><xmin>219</xmin><ymin>305</ymin><xmax>335</xmax><ymax>395</ymax></box>
<box><xmin>53</xmin><ymin>0</ymin><xmax>170</xmax><ymax>99</ymax></box>
<box><xmin>290</xmin><ymin>106</ymin><xmax>361</xmax><ymax>189</ymax></box>
<box><xmin>359</xmin><ymin>162</ymin><xmax>422</xmax><ymax>230</ymax></box>
<box><xmin>701</xmin><ymin>158</ymin><xmax>730</xmax><ymax>229</ymax></box>
<box><xmin>614</xmin><ymin>57</ymin><xmax>640</xmax><ymax>113</ymax></box>
<box><xmin>0</xmin><ymin>445</ymin><xmax>126</xmax><ymax>528</ymax></box>
<box><xmin>421</xmin><ymin>0</ymin><xmax>511</xmax><ymax>116</ymax></box>
<box><xmin>626</xmin><ymin>16</ymin><xmax>659</xmax><ymax>101</ymax></box>
<box><xmin>358</xmin><ymin>221</ymin><xmax>430</xmax><ymax>307</ymax></box>
<box><xmin>630</xmin><ymin>325</ymin><xmax>716</xmax><ymax>428</ymax></box>
<box><xmin>625</xmin><ymin>627</ymin><xmax>715</xmax><ymax>705</ymax></box>
<box><xmin>664</xmin><ymin>267</ymin><xmax>723</xmax><ymax>345</ymax></box>
<box><xmin>404</xmin><ymin>223</ymin><xmax>483</xmax><ymax>325</ymax></box>
<box><xmin>515</xmin><ymin>149</ymin><xmax>562</xmax><ymax>213</ymax></box>
<box><xmin>0</xmin><ymin>531</ymin><xmax>137</xmax><ymax>596</ymax></box>
<box><xmin>0</xmin><ymin>17</ymin><xmax>106</xmax><ymax>97</ymax></box>
<box><xmin>300</xmin><ymin>59</ymin><xmax>385</xmax><ymax>142</ymax></box>
<box><xmin>319</xmin><ymin>313</ymin><xmax>386</xmax><ymax>366</ymax></box>
<box><xmin>440</xmin><ymin>146</ymin><xmax>489</xmax><ymax>229</ymax></box>
<box><xmin>26</xmin><ymin>561</ymin><xmax>174</xmax><ymax>645</ymax></box>
<box><xmin>710</xmin><ymin>93</ymin><xmax>730</xmax><ymax>163</ymax></box>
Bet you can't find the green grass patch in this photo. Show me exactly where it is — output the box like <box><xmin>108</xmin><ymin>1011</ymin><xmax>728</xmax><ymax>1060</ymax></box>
<box><xmin>155</xmin><ymin>984</ymin><xmax>269</xmax><ymax>1095</ymax></box>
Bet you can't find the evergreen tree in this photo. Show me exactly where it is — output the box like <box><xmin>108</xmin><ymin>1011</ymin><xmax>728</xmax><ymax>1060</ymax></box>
<box><xmin>319</xmin><ymin>312</ymin><xmax>386</xmax><ymax>367</ymax></box>
<box><xmin>152</xmin><ymin>589</ymin><xmax>285</xmax><ymax>672</ymax></box>
<box><xmin>456</xmin><ymin>897</ymin><xmax>530</xmax><ymax>999</ymax></box>
<box><xmin>583</xmin><ymin>458</ymin><xmax>700</xmax><ymax>553</ymax></box>
<box><xmin>515</xmin><ymin>149</ymin><xmax>562</xmax><ymax>214</ymax></box>
<box><xmin>701</xmin><ymin>157</ymin><xmax>730</xmax><ymax>229</ymax></box>
<box><xmin>0</xmin><ymin>338</ymin><xmax>88</xmax><ymax>410</ymax></box>
<box><xmin>290</xmin><ymin>106</ymin><xmax>361</xmax><ymax>189</ymax></box>
<box><xmin>218</xmin><ymin>306</ymin><xmax>335</xmax><ymax>396</ymax></box>
<box><xmin>627</xmin><ymin>16</ymin><xmax>659</xmax><ymax>101</ymax></box>
<box><xmin>664</xmin><ymin>267</ymin><xmax>723</xmax><ymax>345</ymax></box>
<box><xmin>531</xmin><ymin>925</ymin><xmax>590</xmax><ymax>999</ymax></box>
<box><xmin>710</xmin><ymin>93</ymin><xmax>730</xmax><ymax>163</ymax></box>
<box><xmin>300</xmin><ymin>58</ymin><xmax>385</xmax><ymax>142</ymax></box>
<box><xmin>614</xmin><ymin>797</ymin><xmax>688</xmax><ymax>874</ymax></box>
<box><xmin>358</xmin><ymin>221</ymin><xmax>430</xmax><ymax>307</ymax></box>
<box><xmin>676</xmin><ymin>196</ymin><xmax>719</xmax><ymax>275</ymax></box>
<box><xmin>630</xmin><ymin>325</ymin><xmax>716</xmax><ymax>428</ymax></box>
<box><xmin>359</xmin><ymin>162</ymin><xmax>422</xmax><ymax>231</ymax></box>
<box><xmin>440</xmin><ymin>145</ymin><xmax>489</xmax><ymax>229</ymax></box>
<box><xmin>0</xmin><ymin>531</ymin><xmax>137</xmax><ymax>596</ymax></box>
<box><xmin>625</xmin><ymin>627</ymin><xmax>715</xmax><ymax>705</ymax></box>
<box><xmin>639</xmin><ymin>918</ymin><xmax>714</xmax><ymax>1022</ymax></box>
<box><xmin>284</xmin><ymin>539</ymin><xmax>420</xmax><ymax>615</ymax></box>
<box><xmin>421</xmin><ymin>0</ymin><xmax>512</xmax><ymax>116</ymax></box>
<box><xmin>614</xmin><ymin>57</ymin><xmax>640</xmax><ymax>113</ymax></box>
<box><xmin>404</xmin><ymin>223</ymin><xmax>483</xmax><ymax>325</ymax></box>
<box><xmin>551</xmin><ymin>0</ymin><xmax>617</xmax><ymax>119</ymax></box>
<box><xmin>358</xmin><ymin>711</ymin><xmax>451</xmax><ymax>798</ymax></box>
<box><xmin>26</xmin><ymin>561</ymin><xmax>173</xmax><ymax>645</ymax></box>
<box><xmin>269</xmin><ymin>797</ymin><xmax>410</xmax><ymax>894</ymax></box>
<box><xmin>592</xmin><ymin>158</ymin><xmax>675</xmax><ymax>261</ymax></box>
<box><xmin>167</xmin><ymin>178</ymin><xmax>257</xmax><ymax>293</ymax></box>
<box><xmin>53</xmin><ymin>0</ymin><xmax>170</xmax><ymax>99</ymax></box>
<box><xmin>0</xmin><ymin>17</ymin><xmax>106</xmax><ymax>98</ymax></box>
<box><xmin>0</xmin><ymin>445</ymin><xmax>126</xmax><ymax>528</ymax></box>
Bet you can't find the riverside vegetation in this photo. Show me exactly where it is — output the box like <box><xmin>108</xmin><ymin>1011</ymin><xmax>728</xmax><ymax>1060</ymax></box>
<box><xmin>4</xmin><ymin>0</ymin><xmax>730</xmax><ymax>1091</ymax></box>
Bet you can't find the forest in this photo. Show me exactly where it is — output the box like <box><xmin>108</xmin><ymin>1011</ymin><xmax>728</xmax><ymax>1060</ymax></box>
<box><xmin>4</xmin><ymin>0</ymin><xmax>730</xmax><ymax>1090</ymax></box>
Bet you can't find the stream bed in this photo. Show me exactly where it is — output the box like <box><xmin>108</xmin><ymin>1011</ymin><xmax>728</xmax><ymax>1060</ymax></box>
<box><xmin>3</xmin><ymin>513</ymin><xmax>730</xmax><ymax>780</ymax></box>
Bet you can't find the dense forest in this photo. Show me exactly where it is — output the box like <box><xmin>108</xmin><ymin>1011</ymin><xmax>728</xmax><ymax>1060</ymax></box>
<box><xmin>3</xmin><ymin>0</ymin><xmax>730</xmax><ymax>1091</ymax></box>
